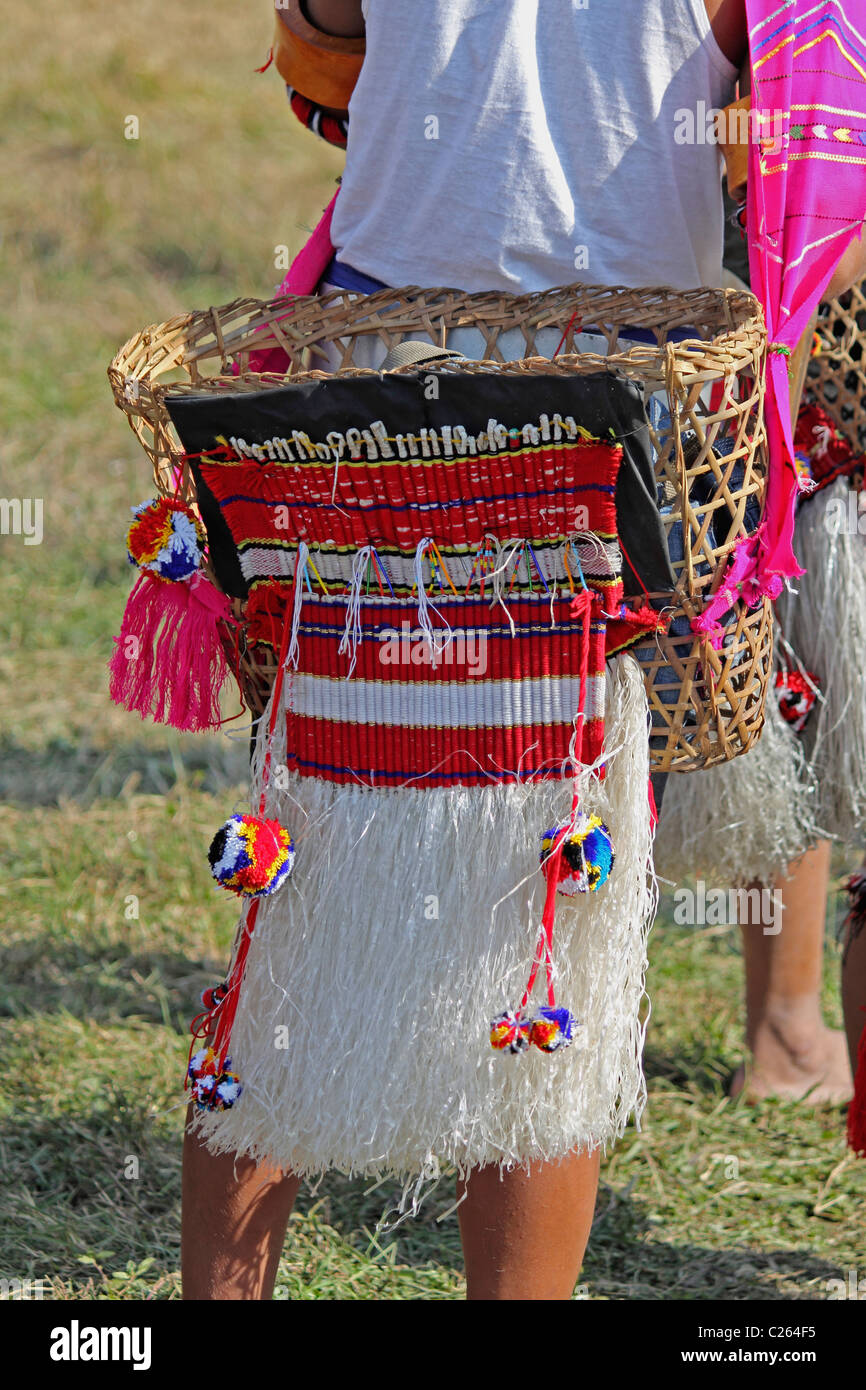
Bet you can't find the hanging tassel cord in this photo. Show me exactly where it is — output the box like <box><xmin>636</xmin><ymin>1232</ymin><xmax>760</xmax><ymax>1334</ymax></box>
<box><xmin>519</xmin><ymin>844</ymin><xmax>562</xmax><ymax>1013</ymax></box>
<box><xmin>519</xmin><ymin>587</ymin><xmax>593</xmax><ymax>1018</ymax></box>
<box><xmin>569</xmin><ymin>586</ymin><xmax>593</xmax><ymax>777</ymax></box>
<box><xmin>258</xmin><ymin>579</ymin><xmax>297</xmax><ymax>819</ymax></box>
<box><xmin>186</xmin><ymin>565</ymin><xmax>299</xmax><ymax>1086</ymax></box>
<box><xmin>210</xmin><ymin>899</ymin><xmax>261</xmax><ymax>1070</ymax></box>
<box><xmin>187</xmin><ymin>898</ymin><xmax>262</xmax><ymax>1080</ymax></box>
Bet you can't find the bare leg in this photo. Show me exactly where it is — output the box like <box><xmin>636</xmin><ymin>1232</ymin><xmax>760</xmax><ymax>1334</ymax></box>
<box><xmin>182</xmin><ymin>1115</ymin><xmax>301</xmax><ymax>1300</ymax></box>
<box><xmin>731</xmin><ymin>841</ymin><xmax>852</xmax><ymax>1103</ymax></box>
<box><xmin>457</xmin><ymin>1149</ymin><xmax>600</xmax><ymax>1300</ymax></box>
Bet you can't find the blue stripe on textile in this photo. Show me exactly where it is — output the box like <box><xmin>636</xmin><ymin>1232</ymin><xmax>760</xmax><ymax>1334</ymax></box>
<box><xmin>321</xmin><ymin>256</ymin><xmax>389</xmax><ymax>294</ymax></box>
<box><xmin>291</xmin><ymin>618</ymin><xmax>608</xmax><ymax>632</ymax></box>
<box><xmin>753</xmin><ymin>13</ymin><xmax>866</xmax><ymax>66</ymax></box>
<box><xmin>221</xmin><ymin>481</ymin><xmax>617</xmax><ymax>513</ymax></box>
<box><xmin>288</xmin><ymin>753</ymin><xmax>567</xmax><ymax>782</ymax></box>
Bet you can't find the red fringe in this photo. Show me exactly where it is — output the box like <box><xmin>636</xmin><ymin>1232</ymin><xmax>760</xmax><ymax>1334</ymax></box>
<box><xmin>108</xmin><ymin>571</ymin><xmax>233</xmax><ymax>732</ymax></box>
<box><xmin>847</xmin><ymin>1019</ymin><xmax>866</xmax><ymax>1157</ymax></box>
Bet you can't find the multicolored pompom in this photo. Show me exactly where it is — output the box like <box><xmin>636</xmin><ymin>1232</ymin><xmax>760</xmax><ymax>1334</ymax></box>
<box><xmin>529</xmin><ymin>1006</ymin><xmax>577</xmax><ymax>1053</ymax></box>
<box><xmin>201</xmin><ymin>981</ymin><xmax>229</xmax><ymax>1011</ymax></box>
<box><xmin>775</xmin><ymin>668</ymin><xmax>820</xmax><ymax>733</ymax></box>
<box><xmin>188</xmin><ymin>1046</ymin><xmax>242</xmax><ymax>1110</ymax></box>
<box><xmin>489</xmin><ymin>1010</ymin><xmax>532</xmax><ymax>1053</ymax></box>
<box><xmin>127</xmin><ymin>498</ymin><xmax>206</xmax><ymax>582</ymax></box>
<box><xmin>490</xmin><ymin>1006</ymin><xmax>579</xmax><ymax>1055</ymax></box>
<box><xmin>208</xmin><ymin>814</ymin><xmax>295</xmax><ymax>897</ymax></box>
<box><xmin>541</xmin><ymin>813</ymin><xmax>614</xmax><ymax>895</ymax></box>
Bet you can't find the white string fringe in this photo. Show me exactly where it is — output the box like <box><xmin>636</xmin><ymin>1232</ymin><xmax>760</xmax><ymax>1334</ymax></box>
<box><xmin>657</xmin><ymin>479</ymin><xmax>866</xmax><ymax>889</ymax></box>
<box><xmin>191</xmin><ymin>654</ymin><xmax>656</xmax><ymax>1206</ymax></box>
<box><xmin>337</xmin><ymin>544</ymin><xmax>374</xmax><ymax>677</ymax></box>
<box><xmin>287</xmin><ymin>541</ymin><xmax>309</xmax><ymax>670</ymax></box>
<box><xmin>775</xmin><ymin>477</ymin><xmax>866</xmax><ymax>842</ymax></box>
<box><xmin>654</xmin><ymin>690</ymin><xmax>817</xmax><ymax>889</ymax></box>
<box><xmin>412</xmin><ymin>536</ymin><xmax>453</xmax><ymax>662</ymax></box>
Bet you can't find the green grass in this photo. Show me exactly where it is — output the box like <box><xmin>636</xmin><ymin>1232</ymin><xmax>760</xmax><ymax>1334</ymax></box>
<box><xmin>1</xmin><ymin>0</ymin><xmax>864</xmax><ymax>1302</ymax></box>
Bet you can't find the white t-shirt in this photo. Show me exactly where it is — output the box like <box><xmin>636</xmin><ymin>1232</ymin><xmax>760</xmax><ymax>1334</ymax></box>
<box><xmin>330</xmin><ymin>0</ymin><xmax>738</xmax><ymax>293</ymax></box>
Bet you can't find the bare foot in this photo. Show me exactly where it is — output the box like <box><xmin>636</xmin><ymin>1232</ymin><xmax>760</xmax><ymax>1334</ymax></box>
<box><xmin>729</xmin><ymin>1021</ymin><xmax>854</xmax><ymax>1104</ymax></box>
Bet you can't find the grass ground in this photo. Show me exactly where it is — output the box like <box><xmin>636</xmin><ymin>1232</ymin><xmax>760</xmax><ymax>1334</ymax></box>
<box><xmin>1</xmin><ymin>0</ymin><xmax>863</xmax><ymax>1301</ymax></box>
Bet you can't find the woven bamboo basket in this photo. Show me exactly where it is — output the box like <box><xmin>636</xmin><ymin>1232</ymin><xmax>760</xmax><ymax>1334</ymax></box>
<box><xmin>809</xmin><ymin>279</ymin><xmax>866</xmax><ymax>451</ymax></box>
<box><xmin>108</xmin><ymin>281</ymin><xmax>770</xmax><ymax>774</ymax></box>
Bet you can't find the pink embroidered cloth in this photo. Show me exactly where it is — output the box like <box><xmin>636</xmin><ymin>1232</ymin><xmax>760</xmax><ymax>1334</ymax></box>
<box><xmin>697</xmin><ymin>0</ymin><xmax>866</xmax><ymax>641</ymax></box>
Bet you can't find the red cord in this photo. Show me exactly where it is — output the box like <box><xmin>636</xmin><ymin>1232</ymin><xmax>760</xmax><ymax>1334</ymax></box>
<box><xmin>553</xmin><ymin>311</ymin><xmax>582</xmax><ymax>359</ymax></box>
<box><xmin>617</xmin><ymin>532</ymin><xmax>654</xmax><ymax>606</ymax></box>
<box><xmin>210</xmin><ymin>900</ymin><xmax>262</xmax><ymax>1069</ymax></box>
<box><xmin>258</xmin><ymin>579</ymin><xmax>297</xmax><ymax>817</ymax></box>
<box><xmin>520</xmin><ymin>588</ymin><xmax>593</xmax><ymax>1014</ymax></box>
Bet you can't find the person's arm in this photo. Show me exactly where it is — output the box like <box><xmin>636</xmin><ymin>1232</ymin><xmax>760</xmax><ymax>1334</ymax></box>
<box><xmin>304</xmin><ymin>0</ymin><xmax>365</xmax><ymax>38</ymax></box>
<box><xmin>705</xmin><ymin>0</ymin><xmax>748</xmax><ymax>68</ymax></box>
<box><xmin>826</xmin><ymin>234</ymin><xmax>866</xmax><ymax>300</ymax></box>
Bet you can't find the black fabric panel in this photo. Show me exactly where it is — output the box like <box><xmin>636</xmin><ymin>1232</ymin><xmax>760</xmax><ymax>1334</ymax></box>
<box><xmin>166</xmin><ymin>370</ymin><xmax>675</xmax><ymax>597</ymax></box>
<box><xmin>189</xmin><ymin>460</ymin><xmax>249</xmax><ymax>600</ymax></box>
<box><xmin>723</xmin><ymin>181</ymin><xmax>751</xmax><ymax>288</ymax></box>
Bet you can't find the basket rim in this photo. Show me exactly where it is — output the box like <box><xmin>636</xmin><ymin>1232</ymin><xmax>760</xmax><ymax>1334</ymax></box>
<box><xmin>109</xmin><ymin>279</ymin><xmax>766</xmax><ymax>401</ymax></box>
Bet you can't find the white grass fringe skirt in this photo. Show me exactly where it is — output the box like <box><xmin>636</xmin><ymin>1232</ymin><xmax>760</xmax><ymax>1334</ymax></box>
<box><xmin>653</xmin><ymin>689</ymin><xmax>817</xmax><ymax>889</ymax></box>
<box><xmin>656</xmin><ymin>477</ymin><xmax>866</xmax><ymax>888</ymax></box>
<box><xmin>191</xmin><ymin>653</ymin><xmax>656</xmax><ymax>1193</ymax></box>
<box><xmin>775</xmin><ymin>478</ymin><xmax>866</xmax><ymax>840</ymax></box>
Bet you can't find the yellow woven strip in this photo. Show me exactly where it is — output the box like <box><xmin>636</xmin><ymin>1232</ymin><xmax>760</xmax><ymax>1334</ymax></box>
<box><xmin>786</xmin><ymin>150</ymin><xmax>866</xmax><ymax>164</ymax></box>
<box><xmin>237</xmin><ymin>532</ymin><xmax>620</xmax><ymax>556</ymax></box>
<box><xmin>753</xmin><ymin>31</ymin><xmax>795</xmax><ymax>69</ymax></box>
<box><xmin>793</xmin><ymin>29</ymin><xmax>866</xmax><ymax>83</ymax></box>
<box><xmin>791</xmin><ymin>102</ymin><xmax>866</xmax><ymax>118</ymax></box>
<box><xmin>305</xmin><ymin>554</ymin><xmax>330</xmax><ymax>594</ymax></box>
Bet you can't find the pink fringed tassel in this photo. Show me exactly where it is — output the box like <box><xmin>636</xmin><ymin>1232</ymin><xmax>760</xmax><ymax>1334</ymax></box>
<box><xmin>847</xmin><ymin>1020</ymin><xmax>866</xmax><ymax>1158</ymax></box>
<box><xmin>109</xmin><ymin>570</ymin><xmax>234</xmax><ymax>732</ymax></box>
